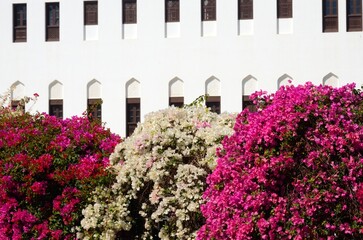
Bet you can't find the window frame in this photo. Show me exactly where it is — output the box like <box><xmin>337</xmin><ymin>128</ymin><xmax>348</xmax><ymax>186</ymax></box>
<box><xmin>46</xmin><ymin>2</ymin><xmax>60</xmax><ymax>41</ymax></box>
<box><xmin>201</xmin><ymin>0</ymin><xmax>216</xmax><ymax>21</ymax></box>
<box><xmin>123</xmin><ymin>0</ymin><xmax>137</xmax><ymax>24</ymax></box>
<box><xmin>238</xmin><ymin>0</ymin><xmax>253</xmax><ymax>20</ymax></box>
<box><xmin>84</xmin><ymin>1</ymin><xmax>98</xmax><ymax>25</ymax></box>
<box><xmin>323</xmin><ymin>0</ymin><xmax>339</xmax><ymax>32</ymax></box>
<box><xmin>49</xmin><ymin>99</ymin><xmax>63</xmax><ymax>119</ymax></box>
<box><xmin>277</xmin><ymin>0</ymin><xmax>293</xmax><ymax>19</ymax></box>
<box><xmin>126</xmin><ymin>98</ymin><xmax>140</xmax><ymax>136</ymax></box>
<box><xmin>206</xmin><ymin>96</ymin><xmax>221</xmax><ymax>114</ymax></box>
<box><xmin>87</xmin><ymin>98</ymin><xmax>102</xmax><ymax>122</ymax></box>
<box><xmin>242</xmin><ymin>95</ymin><xmax>257</xmax><ymax>112</ymax></box>
<box><xmin>169</xmin><ymin>97</ymin><xmax>184</xmax><ymax>107</ymax></box>
<box><xmin>13</xmin><ymin>3</ymin><xmax>27</xmax><ymax>42</ymax></box>
<box><xmin>165</xmin><ymin>0</ymin><xmax>180</xmax><ymax>22</ymax></box>
<box><xmin>347</xmin><ymin>0</ymin><xmax>362</xmax><ymax>31</ymax></box>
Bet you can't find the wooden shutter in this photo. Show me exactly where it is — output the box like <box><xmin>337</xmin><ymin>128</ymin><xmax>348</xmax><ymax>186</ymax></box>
<box><xmin>242</xmin><ymin>95</ymin><xmax>257</xmax><ymax>112</ymax></box>
<box><xmin>46</xmin><ymin>3</ymin><xmax>60</xmax><ymax>41</ymax></box>
<box><xmin>88</xmin><ymin>99</ymin><xmax>102</xmax><ymax>121</ymax></box>
<box><xmin>84</xmin><ymin>1</ymin><xmax>98</xmax><ymax>25</ymax></box>
<box><xmin>347</xmin><ymin>0</ymin><xmax>362</xmax><ymax>31</ymax></box>
<box><xmin>123</xmin><ymin>0</ymin><xmax>137</xmax><ymax>24</ymax></box>
<box><xmin>166</xmin><ymin>0</ymin><xmax>180</xmax><ymax>22</ymax></box>
<box><xmin>169</xmin><ymin>97</ymin><xmax>184</xmax><ymax>107</ymax></box>
<box><xmin>206</xmin><ymin>96</ymin><xmax>220</xmax><ymax>114</ymax></box>
<box><xmin>49</xmin><ymin>99</ymin><xmax>63</xmax><ymax>119</ymax></box>
<box><xmin>202</xmin><ymin>0</ymin><xmax>216</xmax><ymax>21</ymax></box>
<box><xmin>126</xmin><ymin>98</ymin><xmax>140</xmax><ymax>136</ymax></box>
<box><xmin>277</xmin><ymin>0</ymin><xmax>292</xmax><ymax>18</ymax></box>
<box><xmin>323</xmin><ymin>0</ymin><xmax>338</xmax><ymax>32</ymax></box>
<box><xmin>239</xmin><ymin>0</ymin><xmax>253</xmax><ymax>20</ymax></box>
<box><xmin>13</xmin><ymin>4</ymin><xmax>27</xmax><ymax>42</ymax></box>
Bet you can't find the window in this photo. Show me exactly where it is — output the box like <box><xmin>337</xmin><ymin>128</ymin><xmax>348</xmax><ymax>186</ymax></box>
<box><xmin>277</xmin><ymin>0</ymin><xmax>293</xmax><ymax>18</ymax></box>
<box><xmin>238</xmin><ymin>0</ymin><xmax>253</xmax><ymax>20</ymax></box>
<box><xmin>123</xmin><ymin>0</ymin><xmax>137</xmax><ymax>24</ymax></box>
<box><xmin>11</xmin><ymin>100</ymin><xmax>25</xmax><ymax>113</ymax></box>
<box><xmin>206</xmin><ymin>96</ymin><xmax>220</xmax><ymax>114</ymax></box>
<box><xmin>169</xmin><ymin>97</ymin><xmax>184</xmax><ymax>107</ymax></box>
<box><xmin>46</xmin><ymin>3</ymin><xmax>60</xmax><ymax>41</ymax></box>
<box><xmin>13</xmin><ymin>4</ymin><xmax>27</xmax><ymax>42</ymax></box>
<box><xmin>49</xmin><ymin>99</ymin><xmax>63</xmax><ymax>119</ymax></box>
<box><xmin>347</xmin><ymin>0</ymin><xmax>362</xmax><ymax>31</ymax></box>
<box><xmin>165</xmin><ymin>0</ymin><xmax>180</xmax><ymax>22</ymax></box>
<box><xmin>126</xmin><ymin>98</ymin><xmax>140</xmax><ymax>136</ymax></box>
<box><xmin>84</xmin><ymin>1</ymin><xmax>98</xmax><ymax>25</ymax></box>
<box><xmin>87</xmin><ymin>99</ymin><xmax>102</xmax><ymax>121</ymax></box>
<box><xmin>242</xmin><ymin>95</ymin><xmax>257</xmax><ymax>112</ymax></box>
<box><xmin>202</xmin><ymin>0</ymin><xmax>216</xmax><ymax>21</ymax></box>
<box><xmin>323</xmin><ymin>0</ymin><xmax>339</xmax><ymax>32</ymax></box>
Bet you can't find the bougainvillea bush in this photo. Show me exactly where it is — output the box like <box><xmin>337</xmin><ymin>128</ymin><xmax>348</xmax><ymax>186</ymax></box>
<box><xmin>79</xmin><ymin>105</ymin><xmax>235</xmax><ymax>239</ymax></box>
<box><xmin>0</xmin><ymin>105</ymin><xmax>120</xmax><ymax>239</ymax></box>
<box><xmin>198</xmin><ymin>82</ymin><xmax>363</xmax><ymax>239</ymax></box>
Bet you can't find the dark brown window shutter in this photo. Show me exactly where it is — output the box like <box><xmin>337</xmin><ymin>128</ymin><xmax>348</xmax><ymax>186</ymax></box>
<box><xmin>202</xmin><ymin>0</ymin><xmax>216</xmax><ymax>21</ymax></box>
<box><xmin>323</xmin><ymin>0</ymin><xmax>339</xmax><ymax>32</ymax></box>
<box><xmin>84</xmin><ymin>1</ymin><xmax>98</xmax><ymax>25</ymax></box>
<box><xmin>126</xmin><ymin>98</ymin><xmax>140</xmax><ymax>136</ymax></box>
<box><xmin>206</xmin><ymin>96</ymin><xmax>221</xmax><ymax>114</ymax></box>
<box><xmin>87</xmin><ymin>98</ymin><xmax>102</xmax><ymax>122</ymax></box>
<box><xmin>49</xmin><ymin>99</ymin><xmax>63</xmax><ymax>119</ymax></box>
<box><xmin>277</xmin><ymin>0</ymin><xmax>293</xmax><ymax>18</ymax></box>
<box><xmin>13</xmin><ymin>4</ymin><xmax>27</xmax><ymax>42</ymax></box>
<box><xmin>46</xmin><ymin>2</ymin><xmax>60</xmax><ymax>41</ymax></box>
<box><xmin>123</xmin><ymin>0</ymin><xmax>137</xmax><ymax>24</ymax></box>
<box><xmin>242</xmin><ymin>95</ymin><xmax>257</xmax><ymax>112</ymax></box>
<box><xmin>239</xmin><ymin>0</ymin><xmax>253</xmax><ymax>20</ymax></box>
<box><xmin>347</xmin><ymin>0</ymin><xmax>362</xmax><ymax>31</ymax></box>
<box><xmin>169</xmin><ymin>97</ymin><xmax>184</xmax><ymax>107</ymax></box>
<box><xmin>165</xmin><ymin>0</ymin><xmax>180</xmax><ymax>22</ymax></box>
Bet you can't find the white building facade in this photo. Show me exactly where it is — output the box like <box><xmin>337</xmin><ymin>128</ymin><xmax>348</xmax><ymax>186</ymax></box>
<box><xmin>0</xmin><ymin>0</ymin><xmax>362</xmax><ymax>136</ymax></box>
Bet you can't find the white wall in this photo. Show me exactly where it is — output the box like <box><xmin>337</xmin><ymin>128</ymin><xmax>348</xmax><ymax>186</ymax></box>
<box><xmin>1</xmin><ymin>0</ymin><xmax>363</xmax><ymax>136</ymax></box>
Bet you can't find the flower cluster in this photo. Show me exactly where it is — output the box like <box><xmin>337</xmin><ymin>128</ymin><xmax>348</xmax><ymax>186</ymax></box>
<box><xmin>0</xmin><ymin>106</ymin><xmax>121</xmax><ymax>239</ymax></box>
<box><xmin>79</xmin><ymin>105</ymin><xmax>235</xmax><ymax>239</ymax></box>
<box><xmin>198</xmin><ymin>82</ymin><xmax>363</xmax><ymax>239</ymax></box>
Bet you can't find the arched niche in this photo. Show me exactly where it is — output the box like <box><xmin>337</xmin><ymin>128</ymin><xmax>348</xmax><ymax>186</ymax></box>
<box><xmin>169</xmin><ymin>77</ymin><xmax>184</xmax><ymax>97</ymax></box>
<box><xmin>11</xmin><ymin>81</ymin><xmax>25</xmax><ymax>100</ymax></box>
<box><xmin>49</xmin><ymin>80</ymin><xmax>63</xmax><ymax>100</ymax></box>
<box><xmin>277</xmin><ymin>74</ymin><xmax>293</xmax><ymax>89</ymax></box>
<box><xmin>87</xmin><ymin>79</ymin><xmax>102</xmax><ymax>99</ymax></box>
<box><xmin>126</xmin><ymin>78</ymin><xmax>140</xmax><ymax>98</ymax></box>
<box><xmin>242</xmin><ymin>75</ymin><xmax>258</xmax><ymax>95</ymax></box>
<box><xmin>323</xmin><ymin>73</ymin><xmax>339</xmax><ymax>87</ymax></box>
<box><xmin>205</xmin><ymin>76</ymin><xmax>221</xmax><ymax>96</ymax></box>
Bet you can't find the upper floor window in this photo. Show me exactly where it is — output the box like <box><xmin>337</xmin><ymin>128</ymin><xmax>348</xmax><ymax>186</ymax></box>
<box><xmin>123</xmin><ymin>0</ymin><xmax>137</xmax><ymax>24</ymax></box>
<box><xmin>13</xmin><ymin>4</ymin><xmax>27</xmax><ymax>42</ymax></box>
<box><xmin>323</xmin><ymin>0</ymin><xmax>339</xmax><ymax>32</ymax></box>
<box><xmin>347</xmin><ymin>0</ymin><xmax>362</xmax><ymax>31</ymax></box>
<box><xmin>165</xmin><ymin>0</ymin><xmax>180</xmax><ymax>22</ymax></box>
<box><xmin>84</xmin><ymin>1</ymin><xmax>98</xmax><ymax>25</ymax></box>
<box><xmin>238</xmin><ymin>0</ymin><xmax>253</xmax><ymax>20</ymax></box>
<box><xmin>202</xmin><ymin>0</ymin><xmax>216</xmax><ymax>21</ymax></box>
<box><xmin>46</xmin><ymin>2</ymin><xmax>60</xmax><ymax>41</ymax></box>
<box><xmin>277</xmin><ymin>0</ymin><xmax>293</xmax><ymax>18</ymax></box>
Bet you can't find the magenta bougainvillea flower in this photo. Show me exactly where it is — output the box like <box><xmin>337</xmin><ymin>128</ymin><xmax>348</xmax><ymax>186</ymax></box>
<box><xmin>198</xmin><ymin>82</ymin><xmax>363</xmax><ymax>239</ymax></box>
<box><xmin>0</xmin><ymin>108</ymin><xmax>120</xmax><ymax>239</ymax></box>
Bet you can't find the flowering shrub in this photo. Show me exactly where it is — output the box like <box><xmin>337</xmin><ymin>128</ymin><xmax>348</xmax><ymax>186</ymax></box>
<box><xmin>0</xmin><ymin>105</ymin><xmax>121</xmax><ymax>239</ymax></box>
<box><xmin>79</xmin><ymin>105</ymin><xmax>235</xmax><ymax>239</ymax></box>
<box><xmin>198</xmin><ymin>82</ymin><xmax>363</xmax><ymax>239</ymax></box>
